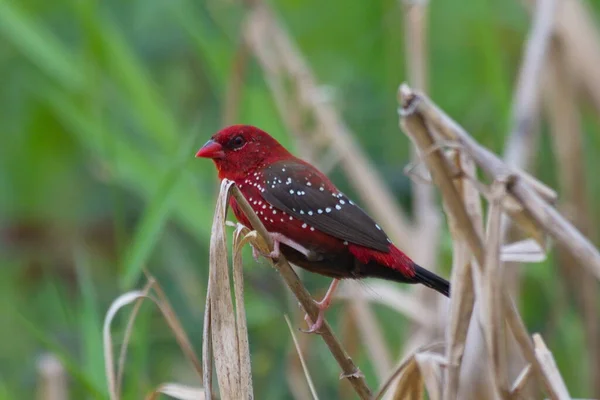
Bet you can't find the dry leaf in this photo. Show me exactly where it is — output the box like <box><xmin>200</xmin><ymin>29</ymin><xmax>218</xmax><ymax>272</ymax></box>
<box><xmin>501</xmin><ymin>238</ymin><xmax>547</xmax><ymax>263</ymax></box>
<box><xmin>145</xmin><ymin>383</ymin><xmax>205</xmax><ymax>400</ymax></box>
<box><xmin>205</xmin><ymin>179</ymin><xmax>253</xmax><ymax>400</ymax></box>
<box><xmin>103</xmin><ymin>290</ymin><xmax>147</xmax><ymax>400</ymax></box>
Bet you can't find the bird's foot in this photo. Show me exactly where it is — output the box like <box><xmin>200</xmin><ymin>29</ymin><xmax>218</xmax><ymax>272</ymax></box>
<box><xmin>253</xmin><ymin>232</ymin><xmax>316</xmax><ymax>261</ymax></box>
<box><xmin>301</xmin><ymin>279</ymin><xmax>340</xmax><ymax>334</ymax></box>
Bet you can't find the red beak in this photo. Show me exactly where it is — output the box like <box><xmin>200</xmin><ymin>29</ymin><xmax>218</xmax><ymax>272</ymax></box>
<box><xmin>196</xmin><ymin>139</ymin><xmax>225</xmax><ymax>159</ymax></box>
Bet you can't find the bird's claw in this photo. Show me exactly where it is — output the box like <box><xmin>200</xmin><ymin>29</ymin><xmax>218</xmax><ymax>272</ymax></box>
<box><xmin>250</xmin><ymin>243</ymin><xmax>280</xmax><ymax>262</ymax></box>
<box><xmin>301</xmin><ymin>298</ymin><xmax>329</xmax><ymax>334</ymax></box>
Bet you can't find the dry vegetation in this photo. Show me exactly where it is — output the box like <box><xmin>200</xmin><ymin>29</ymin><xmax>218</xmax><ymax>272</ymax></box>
<box><xmin>96</xmin><ymin>0</ymin><xmax>600</xmax><ymax>399</ymax></box>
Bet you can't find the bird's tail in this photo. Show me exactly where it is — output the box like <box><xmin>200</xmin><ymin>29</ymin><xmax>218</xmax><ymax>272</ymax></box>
<box><xmin>365</xmin><ymin>261</ymin><xmax>450</xmax><ymax>297</ymax></box>
<box><xmin>412</xmin><ymin>264</ymin><xmax>450</xmax><ymax>297</ymax></box>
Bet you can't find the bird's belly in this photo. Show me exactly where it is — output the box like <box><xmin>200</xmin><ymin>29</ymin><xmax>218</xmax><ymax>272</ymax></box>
<box><xmin>229</xmin><ymin>188</ymin><xmax>358</xmax><ymax>278</ymax></box>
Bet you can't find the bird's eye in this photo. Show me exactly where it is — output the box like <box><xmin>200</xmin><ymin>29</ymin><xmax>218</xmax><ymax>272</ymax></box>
<box><xmin>229</xmin><ymin>135</ymin><xmax>246</xmax><ymax>149</ymax></box>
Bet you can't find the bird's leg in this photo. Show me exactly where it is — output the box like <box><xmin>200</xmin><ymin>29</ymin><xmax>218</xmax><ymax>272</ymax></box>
<box><xmin>302</xmin><ymin>278</ymin><xmax>340</xmax><ymax>334</ymax></box>
<box><xmin>267</xmin><ymin>232</ymin><xmax>311</xmax><ymax>259</ymax></box>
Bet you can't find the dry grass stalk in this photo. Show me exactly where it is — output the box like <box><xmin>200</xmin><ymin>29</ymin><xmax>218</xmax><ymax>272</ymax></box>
<box><xmin>401</xmin><ymin>1</ymin><xmax>445</xmax><ymax>378</ymax></box>
<box><xmin>407</xmin><ymin>89</ymin><xmax>600</xmax><ymax>280</ymax></box>
<box><xmin>203</xmin><ymin>179</ymin><xmax>253</xmax><ymax>400</ymax></box>
<box><xmin>414</xmin><ymin>352</ymin><xmax>445</xmax><ymax>400</ymax></box>
<box><xmin>202</xmin><ymin>280</ymin><xmax>212</xmax><ymax>400</ymax></box>
<box><xmin>373</xmin><ymin>342</ymin><xmax>444</xmax><ymax>400</ymax></box>
<box><xmin>483</xmin><ymin>181</ymin><xmax>509</xmax><ymax>397</ymax></box>
<box><xmin>510</xmin><ymin>364</ymin><xmax>532</xmax><ymax>397</ymax></box>
<box><xmin>116</xmin><ymin>278</ymin><xmax>155</xmax><ymax>394</ymax></box>
<box><xmin>390</xmin><ymin>356</ymin><xmax>424</xmax><ymax>400</ymax></box>
<box><xmin>545</xmin><ymin>43</ymin><xmax>600</xmax><ymax>397</ymax></box>
<box><xmin>403</xmin><ymin>0</ymin><xmax>442</xmax><ymax>270</ymax></box>
<box><xmin>502</xmin><ymin>0</ymin><xmax>557</xmax><ymax>299</ymax></box>
<box><xmin>243</xmin><ymin>3</ymin><xmax>415</xmax><ymax>249</ymax></box>
<box><xmin>509</xmin><ymin>179</ymin><xmax>600</xmax><ymax>280</ymax></box>
<box><xmin>442</xmin><ymin>151</ymin><xmax>483</xmax><ymax>400</ymax></box>
<box><xmin>532</xmin><ymin>334</ymin><xmax>571</xmax><ymax>400</ymax></box>
<box><xmin>398</xmin><ymin>84</ymin><xmax>555</xmax><ymax>397</ymax></box>
<box><xmin>527</xmin><ymin>0</ymin><xmax>600</xmax><ymax>117</ymax></box>
<box><xmin>105</xmin><ymin>290</ymin><xmax>149</xmax><ymax>400</ymax></box>
<box><xmin>226</xmin><ymin>183</ymin><xmax>372</xmax><ymax>399</ymax></box>
<box><xmin>285</xmin><ymin>312</ymin><xmax>315</xmax><ymax>400</ymax></box>
<box><xmin>284</xmin><ymin>315</ymin><xmax>320</xmax><ymax>400</ymax></box>
<box><xmin>504</xmin><ymin>0</ymin><xmax>557</xmax><ymax>169</ymax></box>
<box><xmin>36</xmin><ymin>353</ymin><xmax>67</xmax><ymax>400</ymax></box>
<box><xmin>104</xmin><ymin>278</ymin><xmax>203</xmax><ymax>400</ymax></box>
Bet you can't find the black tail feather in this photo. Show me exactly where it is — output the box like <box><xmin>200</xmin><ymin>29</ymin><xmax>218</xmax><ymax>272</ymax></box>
<box><xmin>413</xmin><ymin>264</ymin><xmax>450</xmax><ymax>297</ymax></box>
<box><xmin>362</xmin><ymin>260</ymin><xmax>450</xmax><ymax>297</ymax></box>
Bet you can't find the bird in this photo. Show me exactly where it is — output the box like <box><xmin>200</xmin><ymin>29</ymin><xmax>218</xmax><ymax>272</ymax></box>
<box><xmin>196</xmin><ymin>124</ymin><xmax>450</xmax><ymax>332</ymax></box>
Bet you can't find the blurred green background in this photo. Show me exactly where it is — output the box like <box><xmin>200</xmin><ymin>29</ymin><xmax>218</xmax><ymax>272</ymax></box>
<box><xmin>1</xmin><ymin>0</ymin><xmax>600</xmax><ymax>398</ymax></box>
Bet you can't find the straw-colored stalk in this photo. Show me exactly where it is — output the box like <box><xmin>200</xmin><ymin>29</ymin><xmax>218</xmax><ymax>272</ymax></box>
<box><xmin>202</xmin><ymin>179</ymin><xmax>253</xmax><ymax>400</ymax></box>
<box><xmin>103</xmin><ymin>278</ymin><xmax>203</xmax><ymax>400</ymax></box>
<box><xmin>544</xmin><ymin>42</ymin><xmax>600</xmax><ymax>397</ymax></box>
<box><xmin>398</xmin><ymin>84</ymin><xmax>571</xmax><ymax>397</ymax></box>
<box><xmin>502</xmin><ymin>0</ymin><xmax>558</xmax><ymax>299</ymax></box>
<box><xmin>36</xmin><ymin>354</ymin><xmax>67</xmax><ymax>400</ymax></box>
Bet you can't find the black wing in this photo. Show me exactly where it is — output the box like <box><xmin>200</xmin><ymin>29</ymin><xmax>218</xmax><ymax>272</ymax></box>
<box><xmin>261</xmin><ymin>161</ymin><xmax>391</xmax><ymax>252</ymax></box>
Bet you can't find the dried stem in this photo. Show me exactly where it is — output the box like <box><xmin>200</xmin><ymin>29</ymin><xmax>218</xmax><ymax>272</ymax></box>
<box><xmin>410</xmin><ymin>90</ymin><xmax>600</xmax><ymax>280</ymax></box>
<box><xmin>229</xmin><ymin>184</ymin><xmax>372</xmax><ymax>399</ymax></box>
<box><xmin>545</xmin><ymin>42</ymin><xmax>600</xmax><ymax>397</ymax></box>
<box><xmin>504</xmin><ymin>0</ymin><xmax>557</xmax><ymax>169</ymax></box>
<box><xmin>403</xmin><ymin>0</ymin><xmax>441</xmax><ymax>270</ymax></box>
<box><xmin>532</xmin><ymin>0</ymin><xmax>600</xmax><ymax>118</ymax></box>
<box><xmin>402</xmin><ymin>2</ymin><xmax>443</xmax><ymax>367</ymax></box>
<box><xmin>442</xmin><ymin>141</ymin><xmax>485</xmax><ymax>400</ymax></box>
<box><xmin>483</xmin><ymin>182</ymin><xmax>509</xmax><ymax>397</ymax></box>
<box><xmin>502</xmin><ymin>0</ymin><xmax>558</xmax><ymax>299</ymax></box>
<box><xmin>398</xmin><ymin>84</ymin><xmax>557</xmax><ymax>397</ymax></box>
<box><xmin>533</xmin><ymin>334</ymin><xmax>571</xmax><ymax>400</ymax></box>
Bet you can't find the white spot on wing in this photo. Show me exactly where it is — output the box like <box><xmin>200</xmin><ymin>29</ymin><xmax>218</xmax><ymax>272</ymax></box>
<box><xmin>308</xmin><ymin>211</ymin><xmax>313</xmax><ymax>215</ymax></box>
<box><xmin>317</xmin><ymin>209</ymin><xmax>323</xmax><ymax>214</ymax></box>
<box><xmin>335</xmin><ymin>205</ymin><xmax>341</xmax><ymax>210</ymax></box>
<box><xmin>325</xmin><ymin>207</ymin><xmax>331</xmax><ymax>213</ymax></box>
<box><xmin>302</xmin><ymin>223</ymin><xmax>307</xmax><ymax>229</ymax></box>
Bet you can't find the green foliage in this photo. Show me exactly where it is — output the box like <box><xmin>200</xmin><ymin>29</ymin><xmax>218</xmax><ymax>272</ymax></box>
<box><xmin>1</xmin><ymin>0</ymin><xmax>600</xmax><ymax>397</ymax></box>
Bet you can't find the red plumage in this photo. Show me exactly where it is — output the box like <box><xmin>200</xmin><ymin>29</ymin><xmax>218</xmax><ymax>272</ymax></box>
<box><xmin>197</xmin><ymin>125</ymin><xmax>449</xmax><ymax>331</ymax></box>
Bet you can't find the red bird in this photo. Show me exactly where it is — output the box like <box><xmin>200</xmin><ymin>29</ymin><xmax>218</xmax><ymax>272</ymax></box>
<box><xmin>197</xmin><ymin>125</ymin><xmax>449</xmax><ymax>332</ymax></box>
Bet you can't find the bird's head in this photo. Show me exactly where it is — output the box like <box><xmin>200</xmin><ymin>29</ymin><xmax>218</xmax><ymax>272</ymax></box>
<box><xmin>196</xmin><ymin>125</ymin><xmax>292</xmax><ymax>180</ymax></box>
